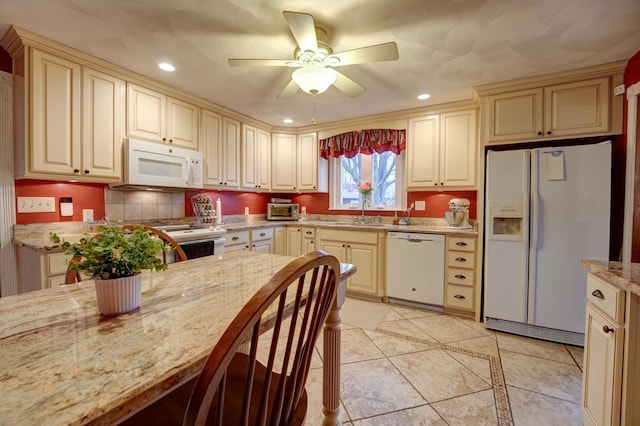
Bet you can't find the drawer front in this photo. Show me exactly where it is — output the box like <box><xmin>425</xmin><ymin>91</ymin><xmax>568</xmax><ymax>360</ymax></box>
<box><xmin>226</xmin><ymin>230</ymin><xmax>250</xmax><ymax>246</ymax></box>
<box><xmin>587</xmin><ymin>273</ymin><xmax>625</xmax><ymax>322</ymax></box>
<box><xmin>447</xmin><ymin>268</ymin><xmax>475</xmax><ymax>287</ymax></box>
<box><xmin>447</xmin><ymin>237</ymin><xmax>476</xmax><ymax>253</ymax></box>
<box><xmin>447</xmin><ymin>251</ymin><xmax>476</xmax><ymax>269</ymax></box>
<box><xmin>302</xmin><ymin>227</ymin><xmax>316</xmax><ymax>238</ymax></box>
<box><xmin>251</xmin><ymin>227</ymin><xmax>273</xmax><ymax>242</ymax></box>
<box><xmin>446</xmin><ymin>285</ymin><xmax>474</xmax><ymax>310</ymax></box>
<box><xmin>48</xmin><ymin>275</ymin><xmax>67</xmax><ymax>288</ymax></box>
<box><xmin>47</xmin><ymin>252</ymin><xmax>69</xmax><ymax>276</ymax></box>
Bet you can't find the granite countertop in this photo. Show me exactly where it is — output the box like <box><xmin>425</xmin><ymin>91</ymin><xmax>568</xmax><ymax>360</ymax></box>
<box><xmin>0</xmin><ymin>250</ymin><xmax>356</xmax><ymax>425</ymax></box>
<box><xmin>581</xmin><ymin>259</ymin><xmax>640</xmax><ymax>296</ymax></box>
<box><xmin>14</xmin><ymin>219</ymin><xmax>477</xmax><ymax>252</ymax></box>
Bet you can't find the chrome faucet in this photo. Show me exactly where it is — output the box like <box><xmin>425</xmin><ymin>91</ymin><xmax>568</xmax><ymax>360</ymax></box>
<box><xmin>361</xmin><ymin>197</ymin><xmax>371</xmax><ymax>223</ymax></box>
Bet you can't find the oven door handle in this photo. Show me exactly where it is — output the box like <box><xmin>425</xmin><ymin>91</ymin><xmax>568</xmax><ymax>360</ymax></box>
<box><xmin>177</xmin><ymin>237</ymin><xmax>225</xmax><ymax>246</ymax></box>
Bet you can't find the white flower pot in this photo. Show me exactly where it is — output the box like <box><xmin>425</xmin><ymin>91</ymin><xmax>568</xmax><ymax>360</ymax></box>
<box><xmin>94</xmin><ymin>274</ymin><xmax>142</xmax><ymax>315</ymax></box>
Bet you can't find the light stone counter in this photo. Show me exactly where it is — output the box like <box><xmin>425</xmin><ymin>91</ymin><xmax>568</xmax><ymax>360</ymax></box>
<box><xmin>580</xmin><ymin>259</ymin><xmax>640</xmax><ymax>296</ymax></box>
<box><xmin>0</xmin><ymin>250</ymin><xmax>355</xmax><ymax>425</ymax></box>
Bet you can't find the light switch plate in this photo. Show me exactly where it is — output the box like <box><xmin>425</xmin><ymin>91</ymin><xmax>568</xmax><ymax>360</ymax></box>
<box><xmin>17</xmin><ymin>197</ymin><xmax>56</xmax><ymax>213</ymax></box>
<box><xmin>415</xmin><ymin>201</ymin><xmax>426</xmax><ymax>211</ymax></box>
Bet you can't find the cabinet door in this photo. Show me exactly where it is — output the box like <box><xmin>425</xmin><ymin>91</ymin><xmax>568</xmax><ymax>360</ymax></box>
<box><xmin>485</xmin><ymin>88</ymin><xmax>543</xmax><ymax>143</ymax></box>
<box><xmin>583</xmin><ymin>304</ymin><xmax>624</xmax><ymax>426</ymax></box>
<box><xmin>286</xmin><ymin>227</ymin><xmax>303</xmax><ymax>257</ymax></box>
<box><xmin>406</xmin><ymin>115</ymin><xmax>440</xmax><ymax>188</ymax></box>
<box><xmin>252</xmin><ymin>240</ymin><xmax>273</xmax><ymax>253</ymax></box>
<box><xmin>440</xmin><ymin>110</ymin><xmax>476</xmax><ymax>188</ymax></box>
<box><xmin>127</xmin><ymin>83</ymin><xmax>165</xmax><ymax>141</ymax></box>
<box><xmin>257</xmin><ymin>129</ymin><xmax>271</xmax><ymax>190</ymax></box>
<box><xmin>31</xmin><ymin>50</ymin><xmax>81</xmax><ymax>175</ymax></box>
<box><xmin>297</xmin><ymin>132</ymin><xmax>319</xmax><ymax>191</ymax></box>
<box><xmin>545</xmin><ymin>78</ymin><xmax>610</xmax><ymax>138</ymax></box>
<box><xmin>241</xmin><ymin>124</ymin><xmax>258</xmax><ymax>189</ymax></box>
<box><xmin>166</xmin><ymin>97</ymin><xmax>199</xmax><ymax>149</ymax></box>
<box><xmin>271</xmin><ymin>133</ymin><xmax>297</xmax><ymax>191</ymax></box>
<box><xmin>347</xmin><ymin>243</ymin><xmax>379</xmax><ymax>295</ymax></box>
<box><xmin>273</xmin><ymin>227</ymin><xmax>286</xmax><ymax>255</ymax></box>
<box><xmin>222</xmin><ymin>117</ymin><xmax>241</xmax><ymax>188</ymax></box>
<box><xmin>82</xmin><ymin>67</ymin><xmax>124</xmax><ymax>180</ymax></box>
<box><xmin>318</xmin><ymin>240</ymin><xmax>348</xmax><ymax>265</ymax></box>
<box><xmin>201</xmin><ymin>109</ymin><xmax>223</xmax><ymax>186</ymax></box>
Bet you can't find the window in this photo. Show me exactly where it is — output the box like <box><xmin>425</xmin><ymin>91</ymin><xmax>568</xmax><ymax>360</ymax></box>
<box><xmin>330</xmin><ymin>151</ymin><xmax>405</xmax><ymax>210</ymax></box>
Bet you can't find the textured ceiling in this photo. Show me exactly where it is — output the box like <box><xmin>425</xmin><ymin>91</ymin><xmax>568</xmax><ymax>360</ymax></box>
<box><xmin>1</xmin><ymin>0</ymin><xmax>639</xmax><ymax>127</ymax></box>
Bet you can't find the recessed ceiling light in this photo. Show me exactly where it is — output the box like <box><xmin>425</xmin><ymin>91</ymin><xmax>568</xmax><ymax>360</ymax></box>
<box><xmin>283</xmin><ymin>118</ymin><xmax>293</xmax><ymax>124</ymax></box>
<box><xmin>417</xmin><ymin>93</ymin><xmax>431</xmax><ymax>100</ymax></box>
<box><xmin>158</xmin><ymin>62</ymin><xmax>176</xmax><ymax>72</ymax></box>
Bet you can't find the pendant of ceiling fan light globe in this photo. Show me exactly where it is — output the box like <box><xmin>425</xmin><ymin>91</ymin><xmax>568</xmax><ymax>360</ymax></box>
<box><xmin>292</xmin><ymin>66</ymin><xmax>337</xmax><ymax>94</ymax></box>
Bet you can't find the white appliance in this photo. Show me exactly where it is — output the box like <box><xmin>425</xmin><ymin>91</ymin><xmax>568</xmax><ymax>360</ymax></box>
<box><xmin>445</xmin><ymin>198</ymin><xmax>472</xmax><ymax>229</ymax></box>
<box><xmin>483</xmin><ymin>142</ymin><xmax>611</xmax><ymax>345</ymax></box>
<box><xmin>111</xmin><ymin>138</ymin><xmax>204</xmax><ymax>190</ymax></box>
<box><xmin>386</xmin><ymin>232</ymin><xmax>445</xmax><ymax>309</ymax></box>
<box><xmin>157</xmin><ymin>225</ymin><xmax>226</xmax><ymax>261</ymax></box>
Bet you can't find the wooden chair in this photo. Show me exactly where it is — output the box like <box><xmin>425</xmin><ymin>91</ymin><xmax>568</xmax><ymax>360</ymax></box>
<box><xmin>121</xmin><ymin>250</ymin><xmax>340</xmax><ymax>426</ymax></box>
<box><xmin>64</xmin><ymin>225</ymin><xmax>187</xmax><ymax>284</ymax></box>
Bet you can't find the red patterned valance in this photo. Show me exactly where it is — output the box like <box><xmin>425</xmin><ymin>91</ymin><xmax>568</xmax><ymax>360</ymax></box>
<box><xmin>319</xmin><ymin>129</ymin><xmax>406</xmax><ymax>159</ymax></box>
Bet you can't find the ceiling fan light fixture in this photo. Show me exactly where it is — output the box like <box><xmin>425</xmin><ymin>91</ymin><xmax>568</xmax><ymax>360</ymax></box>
<box><xmin>292</xmin><ymin>66</ymin><xmax>336</xmax><ymax>94</ymax></box>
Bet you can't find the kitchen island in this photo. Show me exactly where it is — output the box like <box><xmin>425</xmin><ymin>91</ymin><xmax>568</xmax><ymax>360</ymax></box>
<box><xmin>0</xmin><ymin>250</ymin><xmax>354</xmax><ymax>426</ymax></box>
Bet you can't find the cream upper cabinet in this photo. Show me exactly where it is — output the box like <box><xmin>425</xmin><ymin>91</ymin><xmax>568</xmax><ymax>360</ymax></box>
<box><xmin>82</xmin><ymin>67</ymin><xmax>124</xmax><ymax>180</ymax></box>
<box><xmin>202</xmin><ymin>110</ymin><xmax>241</xmax><ymax>188</ymax></box>
<box><xmin>127</xmin><ymin>83</ymin><xmax>199</xmax><ymax>150</ymax></box>
<box><xmin>271</xmin><ymin>133</ymin><xmax>298</xmax><ymax>191</ymax></box>
<box><xmin>241</xmin><ymin>123</ymin><xmax>270</xmax><ymax>190</ymax></box>
<box><xmin>297</xmin><ymin>132</ymin><xmax>327</xmax><ymax>192</ymax></box>
<box><xmin>406</xmin><ymin>108</ymin><xmax>477</xmax><ymax>190</ymax></box>
<box><xmin>485</xmin><ymin>77</ymin><xmax>612</xmax><ymax>144</ymax></box>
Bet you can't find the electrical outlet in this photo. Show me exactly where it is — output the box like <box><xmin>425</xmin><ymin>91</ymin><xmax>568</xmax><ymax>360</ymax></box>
<box><xmin>83</xmin><ymin>209</ymin><xmax>94</xmax><ymax>222</ymax></box>
<box><xmin>415</xmin><ymin>201</ymin><xmax>426</xmax><ymax>211</ymax></box>
<box><xmin>17</xmin><ymin>197</ymin><xmax>56</xmax><ymax>213</ymax></box>
<box><xmin>244</xmin><ymin>207</ymin><xmax>249</xmax><ymax>216</ymax></box>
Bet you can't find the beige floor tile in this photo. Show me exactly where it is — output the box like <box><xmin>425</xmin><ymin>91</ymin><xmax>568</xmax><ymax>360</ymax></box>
<box><xmin>390</xmin><ymin>349</ymin><xmax>491</xmax><ymax>403</ymax></box>
<box><xmin>351</xmin><ymin>404</ymin><xmax>447</xmax><ymax>425</ymax></box>
<box><xmin>363</xmin><ymin>329</ymin><xmax>437</xmax><ymax>357</ymax></box>
<box><xmin>496</xmin><ymin>332</ymin><xmax>576</xmax><ymax>364</ymax></box>
<box><xmin>447</xmin><ymin>336</ymin><xmax>500</xmax><ymax>358</ymax></box>
<box><xmin>381</xmin><ymin>309</ymin><xmax>406</xmax><ymax>322</ymax></box>
<box><xmin>341</xmin><ymin>358</ymin><xmax>426</xmax><ymax>419</ymax></box>
<box><xmin>566</xmin><ymin>344</ymin><xmax>584</xmax><ymax>368</ymax></box>
<box><xmin>339</xmin><ymin>328</ymin><xmax>386</xmax><ymax>364</ymax></box>
<box><xmin>508</xmin><ymin>385</ymin><xmax>583</xmax><ymax>426</ymax></box>
<box><xmin>409</xmin><ymin>314</ymin><xmax>485</xmax><ymax>344</ymax></box>
<box><xmin>376</xmin><ymin>319</ymin><xmax>437</xmax><ymax>341</ymax></box>
<box><xmin>431</xmin><ymin>389</ymin><xmax>499</xmax><ymax>425</ymax></box>
<box><xmin>455</xmin><ymin>316</ymin><xmax>497</xmax><ymax>337</ymax></box>
<box><xmin>341</xmin><ymin>298</ymin><xmax>392</xmax><ymax>330</ymax></box>
<box><xmin>444</xmin><ymin>350</ymin><xmax>493</xmax><ymax>382</ymax></box>
<box><xmin>501</xmin><ymin>350</ymin><xmax>583</xmax><ymax>403</ymax></box>
<box><xmin>305</xmin><ymin>366</ymin><xmax>351</xmax><ymax>425</ymax></box>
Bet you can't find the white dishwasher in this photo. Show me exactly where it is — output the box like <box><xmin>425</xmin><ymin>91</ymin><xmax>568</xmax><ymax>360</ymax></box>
<box><xmin>386</xmin><ymin>232</ymin><xmax>445</xmax><ymax>309</ymax></box>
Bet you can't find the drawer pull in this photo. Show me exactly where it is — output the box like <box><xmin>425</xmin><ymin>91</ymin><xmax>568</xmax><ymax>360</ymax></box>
<box><xmin>591</xmin><ymin>289</ymin><xmax>605</xmax><ymax>299</ymax></box>
<box><xmin>232</xmin><ymin>236</ymin><xmax>240</xmax><ymax>241</ymax></box>
<box><xmin>454</xmin><ymin>274</ymin><xmax>466</xmax><ymax>279</ymax></box>
<box><xmin>306</xmin><ymin>231</ymin><xmax>312</xmax><ymax>235</ymax></box>
<box><xmin>454</xmin><ymin>294</ymin><xmax>466</xmax><ymax>300</ymax></box>
<box><xmin>603</xmin><ymin>325</ymin><xmax>614</xmax><ymax>334</ymax></box>
<box><xmin>455</xmin><ymin>257</ymin><xmax>467</xmax><ymax>262</ymax></box>
<box><xmin>455</xmin><ymin>241</ymin><xmax>468</xmax><ymax>246</ymax></box>
<box><xmin>259</xmin><ymin>232</ymin><xmax>266</xmax><ymax>237</ymax></box>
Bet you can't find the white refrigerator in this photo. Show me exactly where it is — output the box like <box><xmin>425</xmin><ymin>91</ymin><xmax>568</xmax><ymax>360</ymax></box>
<box><xmin>483</xmin><ymin>142</ymin><xmax>611</xmax><ymax>345</ymax></box>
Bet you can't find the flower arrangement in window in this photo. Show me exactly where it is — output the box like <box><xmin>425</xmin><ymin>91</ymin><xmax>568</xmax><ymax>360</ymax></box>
<box><xmin>356</xmin><ymin>181</ymin><xmax>374</xmax><ymax>196</ymax></box>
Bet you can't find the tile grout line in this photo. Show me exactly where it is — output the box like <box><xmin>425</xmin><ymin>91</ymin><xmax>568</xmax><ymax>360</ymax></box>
<box><xmin>374</xmin><ymin>328</ymin><xmax>514</xmax><ymax>426</ymax></box>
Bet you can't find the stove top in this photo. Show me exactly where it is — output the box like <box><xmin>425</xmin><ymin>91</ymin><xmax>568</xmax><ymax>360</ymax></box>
<box><xmin>157</xmin><ymin>225</ymin><xmax>227</xmax><ymax>243</ymax></box>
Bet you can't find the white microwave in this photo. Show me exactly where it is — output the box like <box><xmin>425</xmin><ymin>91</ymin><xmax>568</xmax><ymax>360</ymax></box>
<box><xmin>113</xmin><ymin>138</ymin><xmax>204</xmax><ymax>190</ymax></box>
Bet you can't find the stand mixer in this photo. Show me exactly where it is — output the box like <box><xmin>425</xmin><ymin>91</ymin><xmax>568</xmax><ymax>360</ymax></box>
<box><xmin>445</xmin><ymin>198</ymin><xmax>472</xmax><ymax>229</ymax></box>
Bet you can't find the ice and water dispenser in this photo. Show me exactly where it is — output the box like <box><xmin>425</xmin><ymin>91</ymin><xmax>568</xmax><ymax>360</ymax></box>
<box><xmin>487</xmin><ymin>201</ymin><xmax>524</xmax><ymax>240</ymax></box>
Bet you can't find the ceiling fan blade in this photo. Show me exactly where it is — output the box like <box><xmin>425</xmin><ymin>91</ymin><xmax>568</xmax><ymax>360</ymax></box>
<box><xmin>276</xmin><ymin>79</ymin><xmax>300</xmax><ymax>99</ymax></box>
<box><xmin>331</xmin><ymin>42</ymin><xmax>399</xmax><ymax>66</ymax></box>
<box><xmin>333</xmin><ymin>71</ymin><xmax>366</xmax><ymax>98</ymax></box>
<box><xmin>228</xmin><ymin>58</ymin><xmax>291</xmax><ymax>67</ymax></box>
<box><xmin>283</xmin><ymin>11</ymin><xmax>318</xmax><ymax>52</ymax></box>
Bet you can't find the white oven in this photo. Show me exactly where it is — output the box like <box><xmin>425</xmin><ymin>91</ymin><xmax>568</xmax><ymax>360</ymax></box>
<box><xmin>158</xmin><ymin>226</ymin><xmax>226</xmax><ymax>262</ymax></box>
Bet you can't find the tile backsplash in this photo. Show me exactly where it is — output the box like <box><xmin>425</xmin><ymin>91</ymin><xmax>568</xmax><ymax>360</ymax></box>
<box><xmin>104</xmin><ymin>189</ymin><xmax>185</xmax><ymax>222</ymax></box>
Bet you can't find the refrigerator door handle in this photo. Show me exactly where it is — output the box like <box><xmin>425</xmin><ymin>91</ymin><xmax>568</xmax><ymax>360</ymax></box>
<box><xmin>527</xmin><ymin>150</ymin><xmax>539</xmax><ymax>325</ymax></box>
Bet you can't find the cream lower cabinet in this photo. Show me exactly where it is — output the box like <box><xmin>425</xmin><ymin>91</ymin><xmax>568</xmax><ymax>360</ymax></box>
<box><xmin>17</xmin><ymin>246</ymin><xmax>70</xmax><ymax>293</ymax></box>
<box><xmin>582</xmin><ymin>272</ymin><xmax>640</xmax><ymax>426</ymax></box>
<box><xmin>224</xmin><ymin>230</ymin><xmax>250</xmax><ymax>252</ymax></box>
<box><xmin>285</xmin><ymin>226</ymin><xmax>315</xmax><ymax>257</ymax></box>
<box><xmin>317</xmin><ymin>229</ymin><xmax>383</xmax><ymax>300</ymax></box>
<box><xmin>444</xmin><ymin>236</ymin><xmax>478</xmax><ymax>318</ymax></box>
<box><xmin>406</xmin><ymin>108</ymin><xmax>477</xmax><ymax>190</ymax></box>
<box><xmin>273</xmin><ymin>226</ymin><xmax>286</xmax><ymax>255</ymax></box>
<box><xmin>250</xmin><ymin>228</ymin><xmax>274</xmax><ymax>253</ymax></box>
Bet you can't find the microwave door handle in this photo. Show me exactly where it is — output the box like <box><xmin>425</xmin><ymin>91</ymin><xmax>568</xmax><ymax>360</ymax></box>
<box><xmin>184</xmin><ymin>158</ymin><xmax>191</xmax><ymax>184</ymax></box>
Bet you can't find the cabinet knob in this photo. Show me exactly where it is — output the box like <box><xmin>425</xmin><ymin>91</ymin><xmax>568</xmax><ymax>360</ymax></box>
<box><xmin>454</xmin><ymin>294</ymin><xmax>466</xmax><ymax>300</ymax></box>
<box><xmin>162</xmin><ymin>137</ymin><xmax>167</xmax><ymax>142</ymax></box>
<box><xmin>455</xmin><ymin>257</ymin><xmax>467</xmax><ymax>262</ymax></box>
<box><xmin>592</xmin><ymin>289</ymin><xmax>605</xmax><ymax>299</ymax></box>
<box><xmin>537</xmin><ymin>131</ymin><xmax>543</xmax><ymax>136</ymax></box>
<box><xmin>260</xmin><ymin>232</ymin><xmax>266</xmax><ymax>237</ymax></box>
<box><xmin>169</xmin><ymin>139</ymin><xmax>173</xmax><ymax>143</ymax></box>
<box><xmin>232</xmin><ymin>236</ymin><xmax>239</xmax><ymax>241</ymax></box>
<box><xmin>546</xmin><ymin>131</ymin><xmax>552</xmax><ymax>135</ymax></box>
<box><xmin>73</xmin><ymin>168</ymin><xmax>80</xmax><ymax>173</ymax></box>
<box><xmin>412</xmin><ymin>288</ymin><xmax>416</xmax><ymax>292</ymax></box>
<box><xmin>603</xmin><ymin>325</ymin><xmax>614</xmax><ymax>334</ymax></box>
<box><xmin>455</xmin><ymin>242</ymin><xmax>467</xmax><ymax>246</ymax></box>
<box><xmin>84</xmin><ymin>169</ymin><xmax>90</xmax><ymax>174</ymax></box>
<box><xmin>454</xmin><ymin>274</ymin><xmax>466</xmax><ymax>279</ymax></box>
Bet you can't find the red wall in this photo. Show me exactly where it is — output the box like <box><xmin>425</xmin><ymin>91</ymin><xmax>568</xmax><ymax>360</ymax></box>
<box><xmin>14</xmin><ymin>180</ymin><xmax>106</xmax><ymax>224</ymax></box>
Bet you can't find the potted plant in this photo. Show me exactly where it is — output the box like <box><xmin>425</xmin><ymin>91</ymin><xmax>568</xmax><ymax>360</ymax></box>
<box><xmin>50</xmin><ymin>224</ymin><xmax>170</xmax><ymax>315</ymax></box>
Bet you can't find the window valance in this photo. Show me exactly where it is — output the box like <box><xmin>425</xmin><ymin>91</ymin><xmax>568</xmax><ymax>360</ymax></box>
<box><xmin>319</xmin><ymin>128</ymin><xmax>406</xmax><ymax>159</ymax></box>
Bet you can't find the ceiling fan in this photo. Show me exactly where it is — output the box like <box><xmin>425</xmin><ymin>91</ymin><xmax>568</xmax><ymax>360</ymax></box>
<box><xmin>228</xmin><ymin>11</ymin><xmax>399</xmax><ymax>98</ymax></box>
